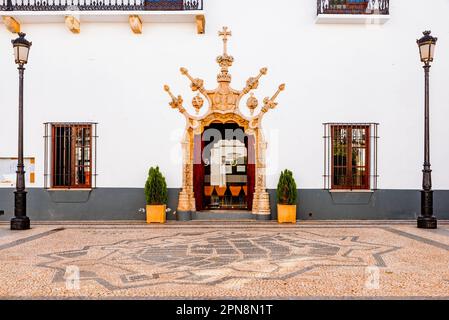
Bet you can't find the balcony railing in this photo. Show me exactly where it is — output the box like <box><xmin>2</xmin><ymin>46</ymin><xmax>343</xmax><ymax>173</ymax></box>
<box><xmin>0</xmin><ymin>0</ymin><xmax>203</xmax><ymax>11</ymax></box>
<box><xmin>317</xmin><ymin>0</ymin><xmax>389</xmax><ymax>15</ymax></box>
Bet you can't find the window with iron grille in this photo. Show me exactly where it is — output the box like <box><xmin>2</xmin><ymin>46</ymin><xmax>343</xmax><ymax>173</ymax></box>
<box><xmin>44</xmin><ymin>123</ymin><xmax>98</xmax><ymax>189</ymax></box>
<box><xmin>323</xmin><ymin>123</ymin><xmax>379</xmax><ymax>190</ymax></box>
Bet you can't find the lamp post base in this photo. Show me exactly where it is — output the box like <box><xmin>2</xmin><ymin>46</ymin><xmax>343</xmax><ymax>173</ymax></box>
<box><xmin>11</xmin><ymin>216</ymin><xmax>30</xmax><ymax>230</ymax></box>
<box><xmin>417</xmin><ymin>216</ymin><xmax>437</xmax><ymax>229</ymax></box>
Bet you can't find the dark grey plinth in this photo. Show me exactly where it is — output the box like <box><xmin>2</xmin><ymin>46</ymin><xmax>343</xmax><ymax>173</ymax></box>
<box><xmin>192</xmin><ymin>211</ymin><xmax>255</xmax><ymax>220</ymax></box>
<box><xmin>1</xmin><ymin>188</ymin><xmax>449</xmax><ymax>221</ymax></box>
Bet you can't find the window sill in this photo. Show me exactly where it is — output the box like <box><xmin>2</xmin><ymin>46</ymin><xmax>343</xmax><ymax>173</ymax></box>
<box><xmin>328</xmin><ymin>189</ymin><xmax>375</xmax><ymax>193</ymax></box>
<box><xmin>47</xmin><ymin>188</ymin><xmax>93</xmax><ymax>191</ymax></box>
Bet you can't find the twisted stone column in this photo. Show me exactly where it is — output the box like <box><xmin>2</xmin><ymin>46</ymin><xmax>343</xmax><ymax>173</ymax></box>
<box><xmin>252</xmin><ymin>129</ymin><xmax>271</xmax><ymax>220</ymax></box>
<box><xmin>177</xmin><ymin>131</ymin><xmax>196</xmax><ymax>215</ymax></box>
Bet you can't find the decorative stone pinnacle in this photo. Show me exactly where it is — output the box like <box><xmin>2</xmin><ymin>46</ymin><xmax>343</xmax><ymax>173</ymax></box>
<box><xmin>261</xmin><ymin>84</ymin><xmax>286</xmax><ymax>113</ymax></box>
<box><xmin>272</xmin><ymin>84</ymin><xmax>286</xmax><ymax>100</ymax></box>
<box><xmin>216</xmin><ymin>27</ymin><xmax>235</xmax><ymax>82</ymax></box>
<box><xmin>163</xmin><ymin>85</ymin><xmax>185</xmax><ymax>112</ymax></box>
<box><xmin>218</xmin><ymin>26</ymin><xmax>232</xmax><ymax>55</ymax></box>
<box><xmin>165</xmin><ymin>27</ymin><xmax>285</xmax><ymax>119</ymax></box>
<box><xmin>164</xmin><ymin>85</ymin><xmax>175</xmax><ymax>99</ymax></box>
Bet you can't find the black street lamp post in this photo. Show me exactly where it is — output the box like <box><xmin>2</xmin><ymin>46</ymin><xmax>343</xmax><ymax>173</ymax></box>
<box><xmin>10</xmin><ymin>33</ymin><xmax>32</xmax><ymax>231</ymax></box>
<box><xmin>416</xmin><ymin>30</ymin><xmax>438</xmax><ymax>229</ymax></box>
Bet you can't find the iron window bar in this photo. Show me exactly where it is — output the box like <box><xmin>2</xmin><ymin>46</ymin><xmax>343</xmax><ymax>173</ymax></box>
<box><xmin>323</xmin><ymin>122</ymin><xmax>379</xmax><ymax>191</ymax></box>
<box><xmin>317</xmin><ymin>0</ymin><xmax>389</xmax><ymax>15</ymax></box>
<box><xmin>0</xmin><ymin>0</ymin><xmax>203</xmax><ymax>11</ymax></box>
<box><xmin>44</xmin><ymin>122</ymin><xmax>98</xmax><ymax>190</ymax></box>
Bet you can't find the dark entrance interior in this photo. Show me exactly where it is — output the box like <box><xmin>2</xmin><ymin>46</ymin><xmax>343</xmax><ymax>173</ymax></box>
<box><xmin>193</xmin><ymin>123</ymin><xmax>255</xmax><ymax>211</ymax></box>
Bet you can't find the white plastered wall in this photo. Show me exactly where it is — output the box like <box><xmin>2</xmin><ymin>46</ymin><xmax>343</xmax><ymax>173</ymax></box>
<box><xmin>1</xmin><ymin>0</ymin><xmax>449</xmax><ymax>190</ymax></box>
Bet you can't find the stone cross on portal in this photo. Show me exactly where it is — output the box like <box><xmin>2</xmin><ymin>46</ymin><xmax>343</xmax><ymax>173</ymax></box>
<box><xmin>219</xmin><ymin>26</ymin><xmax>232</xmax><ymax>55</ymax></box>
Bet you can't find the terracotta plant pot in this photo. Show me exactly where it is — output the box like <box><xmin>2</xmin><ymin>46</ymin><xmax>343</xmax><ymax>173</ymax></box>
<box><xmin>204</xmin><ymin>186</ymin><xmax>215</xmax><ymax>197</ymax></box>
<box><xmin>277</xmin><ymin>204</ymin><xmax>297</xmax><ymax>224</ymax></box>
<box><xmin>242</xmin><ymin>186</ymin><xmax>248</xmax><ymax>196</ymax></box>
<box><xmin>146</xmin><ymin>205</ymin><xmax>166</xmax><ymax>224</ymax></box>
<box><xmin>229</xmin><ymin>186</ymin><xmax>242</xmax><ymax>197</ymax></box>
<box><xmin>216</xmin><ymin>186</ymin><xmax>228</xmax><ymax>197</ymax></box>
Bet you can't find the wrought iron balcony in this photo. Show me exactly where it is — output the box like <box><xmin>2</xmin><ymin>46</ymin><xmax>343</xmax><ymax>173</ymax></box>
<box><xmin>317</xmin><ymin>0</ymin><xmax>389</xmax><ymax>15</ymax></box>
<box><xmin>0</xmin><ymin>0</ymin><xmax>203</xmax><ymax>11</ymax></box>
<box><xmin>0</xmin><ymin>0</ymin><xmax>205</xmax><ymax>33</ymax></box>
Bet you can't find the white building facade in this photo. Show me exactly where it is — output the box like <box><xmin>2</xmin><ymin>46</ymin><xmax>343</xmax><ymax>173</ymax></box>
<box><xmin>1</xmin><ymin>0</ymin><xmax>449</xmax><ymax>221</ymax></box>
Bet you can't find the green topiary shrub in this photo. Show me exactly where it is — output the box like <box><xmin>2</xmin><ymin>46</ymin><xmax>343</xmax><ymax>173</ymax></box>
<box><xmin>144</xmin><ymin>166</ymin><xmax>168</xmax><ymax>205</ymax></box>
<box><xmin>276</xmin><ymin>169</ymin><xmax>297</xmax><ymax>205</ymax></box>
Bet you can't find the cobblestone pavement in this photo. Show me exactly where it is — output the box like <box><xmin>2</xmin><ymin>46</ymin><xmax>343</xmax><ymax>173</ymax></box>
<box><xmin>0</xmin><ymin>221</ymin><xmax>448</xmax><ymax>299</ymax></box>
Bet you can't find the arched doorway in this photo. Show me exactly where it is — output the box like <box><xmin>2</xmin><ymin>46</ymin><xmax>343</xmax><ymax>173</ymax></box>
<box><xmin>193</xmin><ymin>122</ymin><xmax>255</xmax><ymax>212</ymax></box>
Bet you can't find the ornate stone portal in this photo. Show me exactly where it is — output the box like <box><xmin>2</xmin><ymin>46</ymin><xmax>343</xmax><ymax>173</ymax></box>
<box><xmin>164</xmin><ymin>27</ymin><xmax>285</xmax><ymax>219</ymax></box>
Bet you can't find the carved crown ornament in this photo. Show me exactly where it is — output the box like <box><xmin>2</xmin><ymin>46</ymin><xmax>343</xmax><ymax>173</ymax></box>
<box><xmin>164</xmin><ymin>26</ymin><xmax>285</xmax><ymax>135</ymax></box>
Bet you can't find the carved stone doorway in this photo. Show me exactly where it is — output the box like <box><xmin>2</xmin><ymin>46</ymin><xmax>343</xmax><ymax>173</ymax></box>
<box><xmin>164</xmin><ymin>27</ymin><xmax>285</xmax><ymax>220</ymax></box>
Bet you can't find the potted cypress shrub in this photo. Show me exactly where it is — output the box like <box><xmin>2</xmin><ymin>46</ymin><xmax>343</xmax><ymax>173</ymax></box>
<box><xmin>276</xmin><ymin>169</ymin><xmax>298</xmax><ymax>224</ymax></box>
<box><xmin>144</xmin><ymin>166</ymin><xmax>168</xmax><ymax>224</ymax></box>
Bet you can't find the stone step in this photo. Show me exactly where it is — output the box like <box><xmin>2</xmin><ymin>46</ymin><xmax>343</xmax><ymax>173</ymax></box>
<box><xmin>192</xmin><ymin>211</ymin><xmax>255</xmax><ymax>220</ymax></box>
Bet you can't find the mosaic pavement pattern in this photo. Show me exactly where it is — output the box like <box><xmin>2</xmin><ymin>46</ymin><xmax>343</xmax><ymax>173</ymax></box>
<box><xmin>0</xmin><ymin>222</ymin><xmax>448</xmax><ymax>298</ymax></box>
